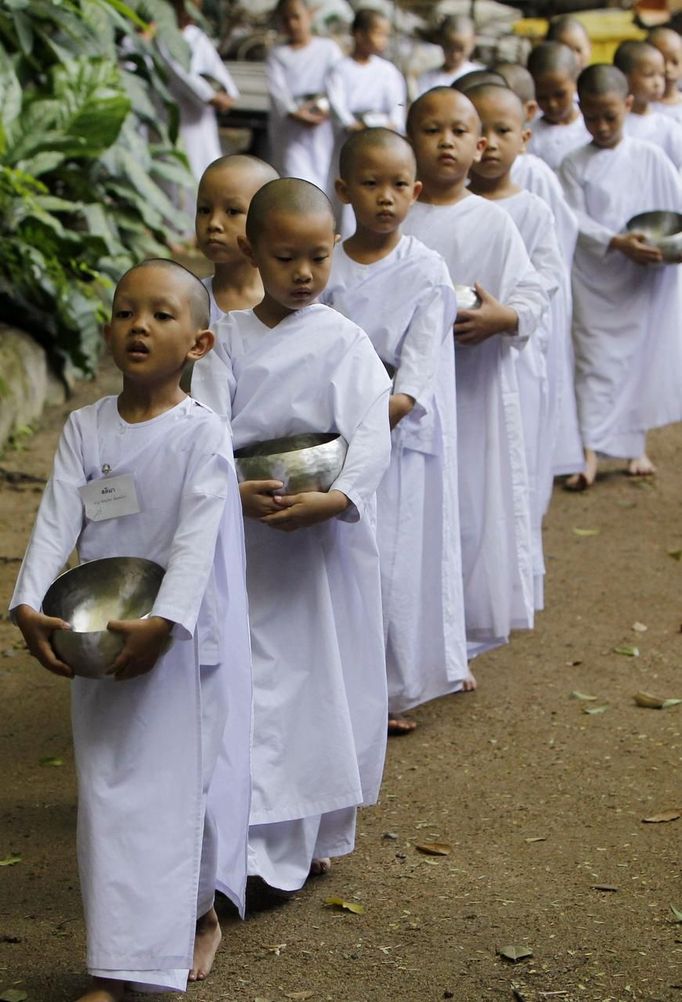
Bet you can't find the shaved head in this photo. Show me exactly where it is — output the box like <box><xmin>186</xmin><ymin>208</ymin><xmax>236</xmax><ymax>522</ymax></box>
<box><xmin>201</xmin><ymin>154</ymin><xmax>279</xmax><ymax>187</ymax></box>
<box><xmin>546</xmin><ymin>15</ymin><xmax>589</xmax><ymax>43</ymax></box>
<box><xmin>528</xmin><ymin>41</ymin><xmax>579</xmax><ymax>80</ymax></box>
<box><xmin>648</xmin><ymin>25</ymin><xmax>682</xmax><ymax>49</ymax></box>
<box><xmin>339</xmin><ymin>127</ymin><xmax>416</xmax><ymax>180</ymax></box>
<box><xmin>614</xmin><ymin>39</ymin><xmax>661</xmax><ymax>75</ymax></box>
<box><xmin>494</xmin><ymin>62</ymin><xmax>536</xmax><ymax>104</ymax></box>
<box><xmin>245</xmin><ymin>178</ymin><xmax>335</xmax><ymax>244</ymax></box>
<box><xmin>407</xmin><ymin>86</ymin><xmax>481</xmax><ymax>136</ymax></box>
<box><xmin>453</xmin><ymin>68</ymin><xmax>506</xmax><ymax>93</ymax></box>
<box><xmin>115</xmin><ymin>259</ymin><xmax>210</xmax><ymax>329</ymax></box>
<box><xmin>577</xmin><ymin>63</ymin><xmax>629</xmax><ymax>100</ymax></box>
<box><xmin>467</xmin><ymin>82</ymin><xmax>525</xmax><ymax>123</ymax></box>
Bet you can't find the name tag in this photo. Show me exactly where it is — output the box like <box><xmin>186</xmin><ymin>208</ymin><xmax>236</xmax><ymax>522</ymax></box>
<box><xmin>79</xmin><ymin>474</ymin><xmax>141</xmax><ymax>522</ymax></box>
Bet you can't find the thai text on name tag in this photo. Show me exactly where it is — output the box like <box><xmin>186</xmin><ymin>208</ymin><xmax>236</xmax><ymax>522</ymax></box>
<box><xmin>79</xmin><ymin>474</ymin><xmax>141</xmax><ymax>522</ymax></box>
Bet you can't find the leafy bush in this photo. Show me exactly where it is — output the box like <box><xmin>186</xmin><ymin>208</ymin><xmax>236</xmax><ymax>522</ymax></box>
<box><xmin>0</xmin><ymin>0</ymin><xmax>196</xmax><ymax>377</ymax></box>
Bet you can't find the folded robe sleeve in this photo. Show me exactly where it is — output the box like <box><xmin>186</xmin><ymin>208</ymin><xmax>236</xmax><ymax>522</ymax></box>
<box><xmin>393</xmin><ymin>279</ymin><xmax>456</xmax><ymax>421</ymax></box>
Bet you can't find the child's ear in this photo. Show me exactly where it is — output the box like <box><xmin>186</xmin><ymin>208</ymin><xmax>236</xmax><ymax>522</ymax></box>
<box><xmin>625</xmin><ymin>93</ymin><xmax>634</xmax><ymax>112</ymax></box>
<box><xmin>411</xmin><ymin>179</ymin><xmax>423</xmax><ymax>203</ymax></box>
<box><xmin>525</xmin><ymin>100</ymin><xmax>538</xmax><ymax>122</ymax></box>
<box><xmin>187</xmin><ymin>329</ymin><xmax>215</xmax><ymax>363</ymax></box>
<box><xmin>237</xmin><ymin>234</ymin><xmax>258</xmax><ymax>268</ymax></box>
<box><xmin>521</xmin><ymin>127</ymin><xmax>532</xmax><ymax>151</ymax></box>
<box><xmin>473</xmin><ymin>136</ymin><xmax>487</xmax><ymax>163</ymax></box>
<box><xmin>334</xmin><ymin>177</ymin><xmax>351</xmax><ymax>205</ymax></box>
<box><xmin>334</xmin><ymin>232</ymin><xmax>342</xmax><ymax>245</ymax></box>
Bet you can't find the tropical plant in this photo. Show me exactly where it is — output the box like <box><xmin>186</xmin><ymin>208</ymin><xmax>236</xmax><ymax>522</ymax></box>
<box><xmin>0</xmin><ymin>0</ymin><xmax>196</xmax><ymax>377</ymax></box>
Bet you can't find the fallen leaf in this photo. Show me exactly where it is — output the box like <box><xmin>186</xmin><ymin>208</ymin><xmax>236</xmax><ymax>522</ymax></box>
<box><xmin>583</xmin><ymin>705</ymin><xmax>609</xmax><ymax>715</ymax></box>
<box><xmin>324</xmin><ymin>897</ymin><xmax>365</xmax><ymax>915</ymax></box>
<box><xmin>634</xmin><ymin>691</ymin><xmax>682</xmax><ymax>709</ymax></box>
<box><xmin>642</xmin><ymin>811</ymin><xmax>681</xmax><ymax>824</ymax></box>
<box><xmin>671</xmin><ymin>905</ymin><xmax>682</xmax><ymax>923</ymax></box>
<box><xmin>497</xmin><ymin>944</ymin><xmax>533</xmax><ymax>963</ymax></box>
<box><xmin>668</xmin><ymin>548</ymin><xmax>682</xmax><ymax>561</ymax></box>
<box><xmin>0</xmin><ymin>854</ymin><xmax>21</xmax><ymax>867</ymax></box>
<box><xmin>382</xmin><ymin>832</ymin><xmax>398</xmax><ymax>840</ymax></box>
<box><xmin>570</xmin><ymin>691</ymin><xmax>598</xmax><ymax>701</ymax></box>
<box><xmin>663</xmin><ymin>698</ymin><xmax>682</xmax><ymax>709</ymax></box>
<box><xmin>565</xmin><ymin>659</ymin><xmax>583</xmax><ymax>667</ymax></box>
<box><xmin>266</xmin><ymin>943</ymin><xmax>286</xmax><ymax>956</ymax></box>
<box><xmin>415</xmin><ymin>842</ymin><xmax>452</xmax><ymax>856</ymax></box>
<box><xmin>613</xmin><ymin>644</ymin><xmax>639</xmax><ymax>657</ymax></box>
<box><xmin>592</xmin><ymin>884</ymin><xmax>619</xmax><ymax>892</ymax></box>
<box><xmin>632</xmin><ymin>621</ymin><xmax>648</xmax><ymax>633</ymax></box>
<box><xmin>525</xmin><ymin>836</ymin><xmax>547</xmax><ymax>843</ymax></box>
<box><xmin>39</xmin><ymin>756</ymin><xmax>63</xmax><ymax>767</ymax></box>
<box><xmin>284</xmin><ymin>993</ymin><xmax>315</xmax><ymax>1000</ymax></box>
<box><xmin>0</xmin><ymin>991</ymin><xmax>28</xmax><ymax>1002</ymax></box>
<box><xmin>573</xmin><ymin>527</ymin><xmax>600</xmax><ymax>537</ymax></box>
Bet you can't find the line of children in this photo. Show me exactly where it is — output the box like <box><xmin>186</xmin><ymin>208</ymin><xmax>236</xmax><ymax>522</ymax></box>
<box><xmin>527</xmin><ymin>42</ymin><xmax>591</xmax><ymax>169</ymax></box>
<box><xmin>649</xmin><ymin>26</ymin><xmax>682</xmax><ymax>123</ymax></box>
<box><xmin>614</xmin><ymin>39</ymin><xmax>682</xmax><ymax>169</ymax></box>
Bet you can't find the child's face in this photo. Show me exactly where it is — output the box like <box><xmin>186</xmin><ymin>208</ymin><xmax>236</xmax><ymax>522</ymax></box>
<box><xmin>442</xmin><ymin>31</ymin><xmax>475</xmax><ymax>70</ymax></box>
<box><xmin>355</xmin><ymin>17</ymin><xmax>390</xmax><ymax>57</ymax></box>
<box><xmin>105</xmin><ymin>268</ymin><xmax>209</xmax><ymax>383</ymax></box>
<box><xmin>652</xmin><ymin>32</ymin><xmax>682</xmax><ymax>90</ymax></box>
<box><xmin>244</xmin><ymin>210</ymin><xmax>336</xmax><ymax>323</ymax></box>
<box><xmin>409</xmin><ymin>91</ymin><xmax>486</xmax><ymax>192</ymax></box>
<box><xmin>535</xmin><ymin>70</ymin><xmax>577</xmax><ymax>124</ymax></box>
<box><xmin>580</xmin><ymin>90</ymin><xmax>632</xmax><ymax>148</ymax></box>
<box><xmin>336</xmin><ymin>144</ymin><xmax>421</xmax><ymax>235</ymax></box>
<box><xmin>196</xmin><ymin>166</ymin><xmax>259</xmax><ymax>265</ymax></box>
<box><xmin>627</xmin><ymin>50</ymin><xmax>666</xmax><ymax>104</ymax></box>
<box><xmin>470</xmin><ymin>92</ymin><xmax>528</xmax><ymax>183</ymax></box>
<box><xmin>556</xmin><ymin>27</ymin><xmax>591</xmax><ymax>70</ymax></box>
<box><xmin>279</xmin><ymin>0</ymin><xmax>312</xmax><ymax>45</ymax></box>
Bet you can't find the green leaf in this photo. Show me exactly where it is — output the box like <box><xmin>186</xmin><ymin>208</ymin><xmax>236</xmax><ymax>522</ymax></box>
<box><xmin>0</xmin><ymin>853</ymin><xmax>21</xmax><ymax>867</ymax></box>
<box><xmin>668</xmin><ymin>548</ymin><xmax>682</xmax><ymax>561</ymax></box>
<box><xmin>671</xmin><ymin>905</ymin><xmax>682</xmax><ymax>923</ymax></box>
<box><xmin>613</xmin><ymin>644</ymin><xmax>639</xmax><ymax>657</ymax></box>
<box><xmin>573</xmin><ymin>527</ymin><xmax>600</xmax><ymax>537</ymax></box>
<box><xmin>662</xmin><ymin>698</ymin><xmax>682</xmax><ymax>709</ymax></box>
<box><xmin>324</xmin><ymin>897</ymin><xmax>365</xmax><ymax>915</ymax></box>
<box><xmin>39</xmin><ymin>756</ymin><xmax>63</xmax><ymax>767</ymax></box>
<box><xmin>0</xmin><ymin>989</ymin><xmax>29</xmax><ymax>1002</ymax></box>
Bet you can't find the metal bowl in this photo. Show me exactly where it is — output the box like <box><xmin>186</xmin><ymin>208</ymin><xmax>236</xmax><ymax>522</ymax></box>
<box><xmin>234</xmin><ymin>433</ymin><xmax>348</xmax><ymax>494</ymax></box>
<box><xmin>625</xmin><ymin>211</ymin><xmax>682</xmax><ymax>262</ymax></box>
<box><xmin>455</xmin><ymin>284</ymin><xmax>482</xmax><ymax>310</ymax></box>
<box><xmin>42</xmin><ymin>557</ymin><xmax>165</xmax><ymax>679</ymax></box>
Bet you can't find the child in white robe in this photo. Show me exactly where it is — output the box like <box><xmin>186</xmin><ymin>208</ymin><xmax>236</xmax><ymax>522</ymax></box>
<box><xmin>614</xmin><ymin>40</ymin><xmax>682</xmax><ymax>169</ymax></box>
<box><xmin>545</xmin><ymin>15</ymin><xmax>593</xmax><ymax>72</ymax></box>
<box><xmin>559</xmin><ymin>64</ymin><xmax>682</xmax><ymax>488</ymax></box>
<box><xmin>527</xmin><ymin>42</ymin><xmax>591</xmax><ymax>170</ymax></box>
<box><xmin>10</xmin><ymin>260</ymin><xmax>252</xmax><ymax>1001</ymax></box>
<box><xmin>403</xmin><ymin>87</ymin><xmax>548</xmax><ymax>656</ymax></box>
<box><xmin>195</xmin><ymin>154</ymin><xmax>279</xmax><ymax>323</ymax></box>
<box><xmin>416</xmin><ymin>15</ymin><xmax>483</xmax><ymax>96</ymax></box>
<box><xmin>468</xmin><ymin>84</ymin><xmax>565</xmax><ymax>611</ymax></box>
<box><xmin>326</xmin><ymin>8</ymin><xmax>407</xmax><ymax>234</ymax></box>
<box><xmin>266</xmin><ymin>0</ymin><xmax>342</xmax><ymax>192</ymax></box>
<box><xmin>649</xmin><ymin>27</ymin><xmax>682</xmax><ymax>124</ymax></box>
<box><xmin>321</xmin><ymin>128</ymin><xmax>468</xmax><ymax>734</ymax></box>
<box><xmin>192</xmin><ymin>178</ymin><xmax>391</xmax><ymax>891</ymax></box>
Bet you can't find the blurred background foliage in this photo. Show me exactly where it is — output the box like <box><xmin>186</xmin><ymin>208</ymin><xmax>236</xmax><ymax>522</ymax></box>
<box><xmin>0</xmin><ymin>0</ymin><xmax>196</xmax><ymax>379</ymax></box>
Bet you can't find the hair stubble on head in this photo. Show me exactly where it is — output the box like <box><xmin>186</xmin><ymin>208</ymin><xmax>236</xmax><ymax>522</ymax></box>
<box><xmin>202</xmin><ymin>154</ymin><xmax>279</xmax><ymax>189</ymax></box>
<box><xmin>339</xmin><ymin>127</ymin><xmax>417</xmax><ymax>180</ymax></box>
<box><xmin>406</xmin><ymin>86</ymin><xmax>481</xmax><ymax>137</ymax></box>
<box><xmin>467</xmin><ymin>82</ymin><xmax>525</xmax><ymax>123</ymax></box>
<box><xmin>527</xmin><ymin>41</ymin><xmax>580</xmax><ymax>80</ymax></box>
<box><xmin>577</xmin><ymin>63</ymin><xmax>629</xmax><ymax>101</ymax></box>
<box><xmin>245</xmin><ymin>178</ymin><xmax>336</xmax><ymax>244</ymax></box>
<box><xmin>116</xmin><ymin>259</ymin><xmax>211</xmax><ymax>330</ymax></box>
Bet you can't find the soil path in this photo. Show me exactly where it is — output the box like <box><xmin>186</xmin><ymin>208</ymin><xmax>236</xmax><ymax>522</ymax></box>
<box><xmin>1</xmin><ymin>364</ymin><xmax>681</xmax><ymax>1002</ymax></box>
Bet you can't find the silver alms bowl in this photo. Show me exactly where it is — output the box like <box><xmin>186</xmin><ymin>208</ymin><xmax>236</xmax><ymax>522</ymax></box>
<box><xmin>234</xmin><ymin>433</ymin><xmax>348</xmax><ymax>494</ymax></box>
<box><xmin>42</xmin><ymin>557</ymin><xmax>165</xmax><ymax>679</ymax></box>
<box><xmin>625</xmin><ymin>211</ymin><xmax>682</xmax><ymax>262</ymax></box>
<box><xmin>455</xmin><ymin>284</ymin><xmax>482</xmax><ymax>310</ymax></box>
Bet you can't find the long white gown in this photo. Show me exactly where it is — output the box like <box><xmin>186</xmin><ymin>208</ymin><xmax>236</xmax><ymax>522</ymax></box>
<box><xmin>266</xmin><ymin>36</ymin><xmax>343</xmax><ymax>192</ymax></box>
<box><xmin>321</xmin><ymin>235</ymin><xmax>468</xmax><ymax>712</ymax></box>
<box><xmin>403</xmin><ymin>195</ymin><xmax>547</xmax><ymax>654</ymax></box>
<box><xmin>512</xmin><ymin>152</ymin><xmax>583</xmax><ymax>480</ymax></box>
<box><xmin>624</xmin><ymin>110</ymin><xmax>682</xmax><ymax>169</ymax></box>
<box><xmin>559</xmin><ymin>136</ymin><xmax>682</xmax><ymax>457</ymax></box>
<box><xmin>193</xmin><ymin>304</ymin><xmax>391</xmax><ymax>890</ymax></box>
<box><xmin>528</xmin><ymin>114</ymin><xmax>592</xmax><ymax>171</ymax></box>
<box><xmin>10</xmin><ymin>396</ymin><xmax>252</xmax><ymax>993</ymax></box>
<box><xmin>415</xmin><ymin>60</ymin><xmax>484</xmax><ymax>96</ymax></box>
<box><xmin>497</xmin><ymin>190</ymin><xmax>563</xmax><ymax>611</ymax></box>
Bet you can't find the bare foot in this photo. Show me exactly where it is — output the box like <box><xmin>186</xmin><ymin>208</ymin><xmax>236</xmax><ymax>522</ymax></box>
<box><xmin>388</xmin><ymin>713</ymin><xmax>417</xmax><ymax>736</ymax></box>
<box><xmin>462</xmin><ymin>670</ymin><xmax>477</xmax><ymax>692</ymax></box>
<box><xmin>189</xmin><ymin>907</ymin><xmax>222</xmax><ymax>983</ymax></box>
<box><xmin>627</xmin><ymin>453</ymin><xmax>656</xmax><ymax>477</ymax></box>
<box><xmin>75</xmin><ymin>978</ymin><xmax>125</xmax><ymax>1002</ymax></box>
<box><xmin>565</xmin><ymin>449</ymin><xmax>598</xmax><ymax>492</ymax></box>
<box><xmin>309</xmin><ymin>857</ymin><xmax>331</xmax><ymax>876</ymax></box>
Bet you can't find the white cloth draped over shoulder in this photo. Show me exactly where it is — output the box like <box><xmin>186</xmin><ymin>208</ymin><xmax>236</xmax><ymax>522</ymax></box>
<box><xmin>192</xmin><ymin>304</ymin><xmax>391</xmax><ymax>887</ymax></box>
<box><xmin>559</xmin><ymin>136</ymin><xmax>682</xmax><ymax>457</ymax></box>
<box><xmin>10</xmin><ymin>396</ymin><xmax>252</xmax><ymax>993</ymax></box>
<box><xmin>266</xmin><ymin>36</ymin><xmax>343</xmax><ymax>192</ymax></box>
<box><xmin>321</xmin><ymin>235</ymin><xmax>468</xmax><ymax>712</ymax></box>
<box><xmin>527</xmin><ymin>115</ymin><xmax>592</xmax><ymax>171</ymax></box>
<box><xmin>404</xmin><ymin>195</ymin><xmax>547</xmax><ymax>652</ymax></box>
<box><xmin>512</xmin><ymin>153</ymin><xmax>583</xmax><ymax>479</ymax></box>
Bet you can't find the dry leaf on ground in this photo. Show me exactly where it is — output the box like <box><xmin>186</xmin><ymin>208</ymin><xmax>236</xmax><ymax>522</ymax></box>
<box><xmin>39</xmin><ymin>756</ymin><xmax>63</xmax><ymax>767</ymax></box>
<box><xmin>525</xmin><ymin>837</ymin><xmax>546</xmax><ymax>843</ymax></box>
<box><xmin>324</xmin><ymin>897</ymin><xmax>365</xmax><ymax>915</ymax></box>
<box><xmin>570</xmin><ymin>691</ymin><xmax>598</xmax><ymax>701</ymax></box>
<box><xmin>642</xmin><ymin>811</ymin><xmax>681</xmax><ymax>824</ymax></box>
<box><xmin>497</xmin><ymin>945</ymin><xmax>533</xmax><ymax>962</ymax></box>
<box><xmin>573</xmin><ymin>527</ymin><xmax>600</xmax><ymax>537</ymax></box>
<box><xmin>592</xmin><ymin>884</ymin><xmax>619</xmax><ymax>892</ymax></box>
<box><xmin>415</xmin><ymin>842</ymin><xmax>452</xmax><ymax>856</ymax></box>
<box><xmin>667</xmin><ymin>548</ymin><xmax>682</xmax><ymax>561</ymax></box>
<box><xmin>671</xmin><ymin>905</ymin><xmax>682</xmax><ymax>923</ymax></box>
<box><xmin>632</xmin><ymin>621</ymin><xmax>648</xmax><ymax>632</ymax></box>
<box><xmin>634</xmin><ymin>691</ymin><xmax>682</xmax><ymax>709</ymax></box>
<box><xmin>0</xmin><ymin>855</ymin><xmax>21</xmax><ymax>867</ymax></box>
<box><xmin>284</xmin><ymin>992</ymin><xmax>315</xmax><ymax>1000</ymax></box>
<box><xmin>583</xmin><ymin>705</ymin><xmax>609</xmax><ymax>715</ymax></box>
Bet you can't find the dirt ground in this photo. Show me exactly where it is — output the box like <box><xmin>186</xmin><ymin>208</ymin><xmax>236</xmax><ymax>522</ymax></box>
<box><xmin>1</xmin><ymin>362</ymin><xmax>681</xmax><ymax>1002</ymax></box>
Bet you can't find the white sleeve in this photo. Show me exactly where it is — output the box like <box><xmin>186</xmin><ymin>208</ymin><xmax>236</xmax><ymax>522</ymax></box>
<box><xmin>529</xmin><ymin>218</ymin><xmax>563</xmax><ymax>304</ymax></box>
<box><xmin>266</xmin><ymin>50</ymin><xmax>298</xmax><ymax>117</ymax></box>
<box><xmin>156</xmin><ymin>39</ymin><xmax>216</xmax><ymax>109</ymax></box>
<box><xmin>558</xmin><ymin>156</ymin><xmax>613</xmax><ymax>259</ymax></box>
<box><xmin>10</xmin><ymin>415</ymin><xmax>86</xmax><ymax>614</ymax></box>
<box><xmin>326</xmin><ymin>63</ymin><xmax>356</xmax><ymax>128</ymax></box>
<box><xmin>394</xmin><ymin>279</ymin><xmax>456</xmax><ymax>418</ymax></box>
<box><xmin>197</xmin><ymin>40</ymin><xmax>240</xmax><ymax>98</ymax></box>
<box><xmin>386</xmin><ymin>67</ymin><xmax>407</xmax><ymax>132</ymax></box>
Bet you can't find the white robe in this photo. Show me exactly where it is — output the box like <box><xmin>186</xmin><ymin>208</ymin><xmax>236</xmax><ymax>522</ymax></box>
<box><xmin>559</xmin><ymin>136</ymin><xmax>682</xmax><ymax>456</ymax></box>
<box><xmin>624</xmin><ymin>110</ymin><xmax>682</xmax><ymax>169</ymax></box>
<box><xmin>403</xmin><ymin>195</ymin><xmax>547</xmax><ymax>652</ymax></box>
<box><xmin>10</xmin><ymin>396</ymin><xmax>252</xmax><ymax>992</ymax></box>
<box><xmin>202</xmin><ymin>275</ymin><xmax>225</xmax><ymax>326</ymax></box>
<box><xmin>528</xmin><ymin>114</ymin><xmax>592</xmax><ymax>171</ymax></box>
<box><xmin>326</xmin><ymin>55</ymin><xmax>408</xmax><ymax>234</ymax></box>
<box><xmin>321</xmin><ymin>235</ymin><xmax>468</xmax><ymax>712</ymax></box>
<box><xmin>266</xmin><ymin>36</ymin><xmax>343</xmax><ymax>192</ymax></box>
<box><xmin>512</xmin><ymin>153</ymin><xmax>583</xmax><ymax>479</ymax></box>
<box><xmin>498</xmin><ymin>190</ymin><xmax>563</xmax><ymax>611</ymax></box>
<box><xmin>193</xmin><ymin>304</ymin><xmax>391</xmax><ymax>889</ymax></box>
<box><xmin>652</xmin><ymin>100</ymin><xmax>682</xmax><ymax>125</ymax></box>
<box><xmin>415</xmin><ymin>60</ymin><xmax>484</xmax><ymax>96</ymax></box>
